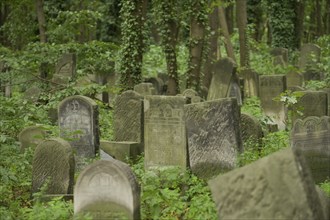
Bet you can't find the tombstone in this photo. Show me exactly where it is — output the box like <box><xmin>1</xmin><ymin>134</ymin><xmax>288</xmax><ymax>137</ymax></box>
<box><xmin>298</xmin><ymin>43</ymin><xmax>321</xmax><ymax>71</ymax></box>
<box><xmin>144</xmin><ymin>96</ymin><xmax>189</xmax><ymax>170</ymax></box>
<box><xmin>144</xmin><ymin>77</ymin><xmax>165</xmax><ymax>95</ymax></box>
<box><xmin>52</xmin><ymin>53</ymin><xmax>76</xmax><ymax>85</ymax></box>
<box><xmin>286</xmin><ymin>71</ymin><xmax>303</xmax><ymax>90</ymax></box>
<box><xmin>24</xmin><ymin>85</ymin><xmax>42</xmax><ymax>103</ymax></box>
<box><xmin>292</xmin><ymin>91</ymin><xmax>328</xmax><ymax>122</ymax></box>
<box><xmin>228</xmin><ymin>80</ymin><xmax>243</xmax><ymax>106</ymax></box>
<box><xmin>134</xmin><ymin>83</ymin><xmax>156</xmax><ymax>96</ymax></box>
<box><xmin>259</xmin><ymin>75</ymin><xmax>287</xmax><ymax>130</ymax></box>
<box><xmin>270</xmin><ymin>47</ymin><xmax>289</xmax><ymax>64</ymax></box>
<box><xmin>74</xmin><ymin>160</ymin><xmax>140</xmax><ymax>219</ymax></box>
<box><xmin>291</xmin><ymin>116</ymin><xmax>330</xmax><ymax>183</ymax></box>
<box><xmin>242</xmin><ymin>69</ymin><xmax>259</xmax><ymax>98</ymax></box>
<box><xmin>18</xmin><ymin>125</ymin><xmax>46</xmax><ymax>152</ymax></box>
<box><xmin>185</xmin><ymin>98</ymin><xmax>243</xmax><ymax>179</ymax></box>
<box><xmin>322</xmin><ymin>88</ymin><xmax>330</xmax><ymax>116</ymax></box>
<box><xmin>208</xmin><ymin>148</ymin><xmax>326</xmax><ymax>220</ymax></box>
<box><xmin>182</xmin><ymin>89</ymin><xmax>202</xmax><ymax>103</ymax></box>
<box><xmin>114</xmin><ymin>91</ymin><xmax>144</xmax><ymax>143</ymax></box>
<box><xmin>100</xmin><ymin>149</ymin><xmax>114</xmax><ymax>161</ymax></box>
<box><xmin>100</xmin><ymin>141</ymin><xmax>142</xmax><ymax>162</ymax></box>
<box><xmin>58</xmin><ymin>95</ymin><xmax>99</xmax><ymax>167</ymax></box>
<box><xmin>31</xmin><ymin>138</ymin><xmax>75</xmax><ymax>198</ymax></box>
<box><xmin>240</xmin><ymin>113</ymin><xmax>263</xmax><ymax>151</ymax></box>
<box><xmin>207</xmin><ymin>58</ymin><xmax>237</xmax><ymax>101</ymax></box>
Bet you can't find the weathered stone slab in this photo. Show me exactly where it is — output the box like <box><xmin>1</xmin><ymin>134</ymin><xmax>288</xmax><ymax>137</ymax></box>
<box><xmin>18</xmin><ymin>125</ymin><xmax>46</xmax><ymax>151</ymax></box>
<box><xmin>240</xmin><ymin>113</ymin><xmax>263</xmax><ymax>151</ymax></box>
<box><xmin>24</xmin><ymin>85</ymin><xmax>42</xmax><ymax>103</ymax></box>
<box><xmin>298</xmin><ymin>44</ymin><xmax>321</xmax><ymax>70</ymax></box>
<box><xmin>100</xmin><ymin>141</ymin><xmax>142</xmax><ymax>162</ymax></box>
<box><xmin>58</xmin><ymin>95</ymin><xmax>99</xmax><ymax>159</ymax></box>
<box><xmin>55</xmin><ymin>53</ymin><xmax>76</xmax><ymax>79</ymax></box>
<box><xmin>292</xmin><ymin>91</ymin><xmax>328</xmax><ymax>122</ymax></box>
<box><xmin>134</xmin><ymin>83</ymin><xmax>156</xmax><ymax>96</ymax></box>
<box><xmin>208</xmin><ymin>148</ymin><xmax>326</xmax><ymax>220</ymax></box>
<box><xmin>185</xmin><ymin>98</ymin><xmax>242</xmax><ymax>179</ymax></box>
<box><xmin>228</xmin><ymin>80</ymin><xmax>242</xmax><ymax>106</ymax></box>
<box><xmin>286</xmin><ymin>71</ymin><xmax>303</xmax><ymax>90</ymax></box>
<box><xmin>145</xmin><ymin>77</ymin><xmax>165</xmax><ymax>95</ymax></box>
<box><xmin>32</xmin><ymin>138</ymin><xmax>75</xmax><ymax>195</ymax></box>
<box><xmin>270</xmin><ymin>47</ymin><xmax>288</xmax><ymax>64</ymax></box>
<box><xmin>207</xmin><ymin>58</ymin><xmax>237</xmax><ymax>101</ymax></box>
<box><xmin>259</xmin><ymin>75</ymin><xmax>287</xmax><ymax>130</ymax></box>
<box><xmin>114</xmin><ymin>90</ymin><xmax>144</xmax><ymax>143</ymax></box>
<box><xmin>242</xmin><ymin>69</ymin><xmax>259</xmax><ymax>98</ymax></box>
<box><xmin>74</xmin><ymin>160</ymin><xmax>140</xmax><ymax>220</ymax></box>
<box><xmin>144</xmin><ymin>96</ymin><xmax>188</xmax><ymax>169</ymax></box>
<box><xmin>182</xmin><ymin>89</ymin><xmax>202</xmax><ymax>103</ymax></box>
<box><xmin>291</xmin><ymin>116</ymin><xmax>330</xmax><ymax>183</ymax></box>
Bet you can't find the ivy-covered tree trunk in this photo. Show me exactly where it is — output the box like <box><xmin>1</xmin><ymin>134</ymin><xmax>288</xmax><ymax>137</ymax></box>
<box><xmin>325</xmin><ymin>0</ymin><xmax>330</xmax><ymax>34</ymax></box>
<box><xmin>119</xmin><ymin>0</ymin><xmax>147</xmax><ymax>91</ymax></box>
<box><xmin>247</xmin><ymin>0</ymin><xmax>263</xmax><ymax>42</ymax></box>
<box><xmin>35</xmin><ymin>0</ymin><xmax>47</xmax><ymax>43</ymax></box>
<box><xmin>236</xmin><ymin>0</ymin><xmax>249</xmax><ymax>68</ymax></box>
<box><xmin>225</xmin><ymin>0</ymin><xmax>234</xmax><ymax>35</ymax></box>
<box><xmin>0</xmin><ymin>3</ymin><xmax>9</xmax><ymax>46</ymax></box>
<box><xmin>294</xmin><ymin>0</ymin><xmax>304</xmax><ymax>49</ymax></box>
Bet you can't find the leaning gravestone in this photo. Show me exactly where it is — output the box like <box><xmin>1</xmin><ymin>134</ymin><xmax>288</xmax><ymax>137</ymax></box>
<box><xmin>242</xmin><ymin>69</ymin><xmax>259</xmax><ymax>98</ymax></box>
<box><xmin>114</xmin><ymin>90</ymin><xmax>144</xmax><ymax>143</ymax></box>
<box><xmin>208</xmin><ymin>148</ymin><xmax>326</xmax><ymax>220</ymax></box>
<box><xmin>134</xmin><ymin>83</ymin><xmax>156</xmax><ymax>96</ymax></box>
<box><xmin>52</xmin><ymin>53</ymin><xmax>76</xmax><ymax>85</ymax></box>
<box><xmin>18</xmin><ymin>125</ymin><xmax>46</xmax><ymax>152</ymax></box>
<box><xmin>259</xmin><ymin>75</ymin><xmax>286</xmax><ymax>130</ymax></box>
<box><xmin>144</xmin><ymin>96</ymin><xmax>188</xmax><ymax>170</ymax></box>
<box><xmin>286</xmin><ymin>71</ymin><xmax>303</xmax><ymax>90</ymax></box>
<box><xmin>291</xmin><ymin>116</ymin><xmax>330</xmax><ymax>183</ymax></box>
<box><xmin>292</xmin><ymin>91</ymin><xmax>328</xmax><ymax>122</ymax></box>
<box><xmin>74</xmin><ymin>160</ymin><xmax>140</xmax><ymax>220</ymax></box>
<box><xmin>207</xmin><ymin>57</ymin><xmax>237</xmax><ymax>101</ymax></box>
<box><xmin>185</xmin><ymin>98</ymin><xmax>243</xmax><ymax>179</ymax></box>
<box><xmin>32</xmin><ymin>138</ymin><xmax>75</xmax><ymax>198</ymax></box>
<box><xmin>58</xmin><ymin>95</ymin><xmax>99</xmax><ymax>167</ymax></box>
<box><xmin>240</xmin><ymin>113</ymin><xmax>263</xmax><ymax>151</ymax></box>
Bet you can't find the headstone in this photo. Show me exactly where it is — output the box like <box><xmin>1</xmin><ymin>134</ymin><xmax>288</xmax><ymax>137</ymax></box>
<box><xmin>134</xmin><ymin>83</ymin><xmax>156</xmax><ymax>96</ymax></box>
<box><xmin>18</xmin><ymin>125</ymin><xmax>46</xmax><ymax>151</ymax></box>
<box><xmin>207</xmin><ymin>58</ymin><xmax>237</xmax><ymax>101</ymax></box>
<box><xmin>291</xmin><ymin>116</ymin><xmax>330</xmax><ymax>183</ymax></box>
<box><xmin>144</xmin><ymin>77</ymin><xmax>165</xmax><ymax>95</ymax></box>
<box><xmin>182</xmin><ymin>89</ymin><xmax>202</xmax><ymax>103</ymax></box>
<box><xmin>322</xmin><ymin>88</ymin><xmax>330</xmax><ymax>116</ymax></box>
<box><xmin>298</xmin><ymin>44</ymin><xmax>321</xmax><ymax>71</ymax></box>
<box><xmin>242</xmin><ymin>69</ymin><xmax>259</xmax><ymax>97</ymax></box>
<box><xmin>270</xmin><ymin>47</ymin><xmax>289</xmax><ymax>64</ymax></box>
<box><xmin>228</xmin><ymin>80</ymin><xmax>242</xmax><ymax>106</ymax></box>
<box><xmin>52</xmin><ymin>53</ymin><xmax>76</xmax><ymax>85</ymax></box>
<box><xmin>303</xmin><ymin>71</ymin><xmax>323</xmax><ymax>82</ymax></box>
<box><xmin>32</xmin><ymin>138</ymin><xmax>75</xmax><ymax>197</ymax></box>
<box><xmin>292</xmin><ymin>91</ymin><xmax>328</xmax><ymax>122</ymax></box>
<box><xmin>259</xmin><ymin>75</ymin><xmax>287</xmax><ymax>130</ymax></box>
<box><xmin>240</xmin><ymin>113</ymin><xmax>263</xmax><ymax>151</ymax></box>
<box><xmin>144</xmin><ymin>96</ymin><xmax>189</xmax><ymax>170</ymax></box>
<box><xmin>208</xmin><ymin>148</ymin><xmax>326</xmax><ymax>220</ymax></box>
<box><xmin>74</xmin><ymin>160</ymin><xmax>140</xmax><ymax>220</ymax></box>
<box><xmin>58</xmin><ymin>95</ymin><xmax>99</xmax><ymax>166</ymax></box>
<box><xmin>24</xmin><ymin>85</ymin><xmax>42</xmax><ymax>103</ymax></box>
<box><xmin>100</xmin><ymin>149</ymin><xmax>114</xmax><ymax>161</ymax></box>
<box><xmin>185</xmin><ymin>98</ymin><xmax>243</xmax><ymax>179</ymax></box>
<box><xmin>100</xmin><ymin>141</ymin><xmax>142</xmax><ymax>162</ymax></box>
<box><xmin>114</xmin><ymin>91</ymin><xmax>144</xmax><ymax>143</ymax></box>
<box><xmin>286</xmin><ymin>71</ymin><xmax>303</xmax><ymax>90</ymax></box>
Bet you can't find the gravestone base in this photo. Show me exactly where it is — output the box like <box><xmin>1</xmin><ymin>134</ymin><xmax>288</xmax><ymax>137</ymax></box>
<box><xmin>100</xmin><ymin>141</ymin><xmax>143</xmax><ymax>162</ymax></box>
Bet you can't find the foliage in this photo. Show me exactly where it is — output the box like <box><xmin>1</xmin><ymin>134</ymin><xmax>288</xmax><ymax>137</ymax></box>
<box><xmin>319</xmin><ymin>180</ymin><xmax>330</xmax><ymax>197</ymax></box>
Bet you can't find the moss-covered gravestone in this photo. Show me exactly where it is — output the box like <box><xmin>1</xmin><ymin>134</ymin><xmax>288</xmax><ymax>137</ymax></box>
<box><xmin>144</xmin><ymin>96</ymin><xmax>188</xmax><ymax>170</ymax></box>
<box><xmin>134</xmin><ymin>83</ymin><xmax>156</xmax><ymax>96</ymax></box>
<box><xmin>240</xmin><ymin>113</ymin><xmax>263</xmax><ymax>151</ymax></box>
<box><xmin>208</xmin><ymin>148</ymin><xmax>326</xmax><ymax>220</ymax></box>
<box><xmin>185</xmin><ymin>98</ymin><xmax>243</xmax><ymax>179</ymax></box>
<box><xmin>52</xmin><ymin>53</ymin><xmax>76</xmax><ymax>85</ymax></box>
<box><xmin>100</xmin><ymin>140</ymin><xmax>142</xmax><ymax>162</ymax></box>
<box><xmin>18</xmin><ymin>125</ymin><xmax>46</xmax><ymax>152</ymax></box>
<box><xmin>74</xmin><ymin>160</ymin><xmax>140</xmax><ymax>220</ymax></box>
<box><xmin>242</xmin><ymin>69</ymin><xmax>259</xmax><ymax>98</ymax></box>
<box><xmin>286</xmin><ymin>71</ymin><xmax>303</xmax><ymax>90</ymax></box>
<box><xmin>291</xmin><ymin>116</ymin><xmax>330</xmax><ymax>183</ymax></box>
<box><xmin>32</xmin><ymin>138</ymin><xmax>75</xmax><ymax>198</ymax></box>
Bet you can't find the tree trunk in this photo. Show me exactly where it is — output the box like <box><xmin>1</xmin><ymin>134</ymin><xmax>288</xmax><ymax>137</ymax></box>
<box><xmin>0</xmin><ymin>3</ymin><xmax>9</xmax><ymax>46</ymax></box>
<box><xmin>225</xmin><ymin>0</ymin><xmax>234</xmax><ymax>35</ymax></box>
<box><xmin>325</xmin><ymin>0</ymin><xmax>330</xmax><ymax>34</ymax></box>
<box><xmin>35</xmin><ymin>0</ymin><xmax>47</xmax><ymax>43</ymax></box>
<box><xmin>218</xmin><ymin>6</ymin><xmax>236</xmax><ymax>62</ymax></box>
<box><xmin>247</xmin><ymin>0</ymin><xmax>263</xmax><ymax>42</ymax></box>
<box><xmin>294</xmin><ymin>0</ymin><xmax>304</xmax><ymax>49</ymax></box>
<box><xmin>236</xmin><ymin>0</ymin><xmax>249</xmax><ymax>68</ymax></box>
<box><xmin>316</xmin><ymin>0</ymin><xmax>322</xmax><ymax>37</ymax></box>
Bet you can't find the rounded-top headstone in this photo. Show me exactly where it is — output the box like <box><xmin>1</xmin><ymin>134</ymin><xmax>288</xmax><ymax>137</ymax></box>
<box><xmin>18</xmin><ymin>125</ymin><xmax>46</xmax><ymax>151</ymax></box>
<box><xmin>74</xmin><ymin>160</ymin><xmax>140</xmax><ymax>220</ymax></box>
<box><xmin>32</xmin><ymin>138</ymin><xmax>75</xmax><ymax>195</ymax></box>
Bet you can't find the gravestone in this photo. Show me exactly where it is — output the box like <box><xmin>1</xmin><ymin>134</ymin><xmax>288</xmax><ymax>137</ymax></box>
<box><xmin>242</xmin><ymin>69</ymin><xmax>259</xmax><ymax>97</ymax></box>
<box><xmin>100</xmin><ymin>141</ymin><xmax>142</xmax><ymax>162</ymax></box>
<box><xmin>32</xmin><ymin>138</ymin><xmax>75</xmax><ymax>197</ymax></box>
<box><xmin>18</xmin><ymin>125</ymin><xmax>46</xmax><ymax>152</ymax></box>
<box><xmin>74</xmin><ymin>160</ymin><xmax>140</xmax><ymax>220</ymax></box>
<box><xmin>286</xmin><ymin>71</ymin><xmax>303</xmax><ymax>90</ymax></box>
<box><xmin>208</xmin><ymin>148</ymin><xmax>326</xmax><ymax>220</ymax></box>
<box><xmin>259</xmin><ymin>75</ymin><xmax>287</xmax><ymax>130</ymax></box>
<box><xmin>228</xmin><ymin>80</ymin><xmax>242</xmax><ymax>106</ymax></box>
<box><xmin>298</xmin><ymin>44</ymin><xmax>321</xmax><ymax>71</ymax></box>
<box><xmin>52</xmin><ymin>53</ymin><xmax>76</xmax><ymax>85</ymax></box>
<box><xmin>207</xmin><ymin>58</ymin><xmax>237</xmax><ymax>101</ymax></box>
<box><xmin>185</xmin><ymin>98</ymin><xmax>243</xmax><ymax>179</ymax></box>
<box><xmin>145</xmin><ymin>77</ymin><xmax>165</xmax><ymax>95</ymax></box>
<box><xmin>114</xmin><ymin>91</ymin><xmax>144</xmax><ymax>143</ymax></box>
<box><xmin>24</xmin><ymin>85</ymin><xmax>42</xmax><ymax>103</ymax></box>
<box><xmin>144</xmin><ymin>96</ymin><xmax>188</xmax><ymax>170</ymax></box>
<box><xmin>291</xmin><ymin>116</ymin><xmax>330</xmax><ymax>183</ymax></box>
<box><xmin>240</xmin><ymin>113</ymin><xmax>263</xmax><ymax>151</ymax></box>
<box><xmin>270</xmin><ymin>47</ymin><xmax>288</xmax><ymax>66</ymax></box>
<box><xmin>292</xmin><ymin>91</ymin><xmax>328</xmax><ymax>122</ymax></box>
<box><xmin>58</xmin><ymin>95</ymin><xmax>99</xmax><ymax>164</ymax></box>
<box><xmin>134</xmin><ymin>83</ymin><xmax>156</xmax><ymax>96</ymax></box>
<box><xmin>322</xmin><ymin>88</ymin><xmax>330</xmax><ymax>116</ymax></box>
<box><xmin>182</xmin><ymin>89</ymin><xmax>202</xmax><ymax>103</ymax></box>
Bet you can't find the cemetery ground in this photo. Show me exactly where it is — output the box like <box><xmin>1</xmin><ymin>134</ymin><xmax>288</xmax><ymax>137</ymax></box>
<box><xmin>0</xmin><ymin>92</ymin><xmax>329</xmax><ymax>219</ymax></box>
